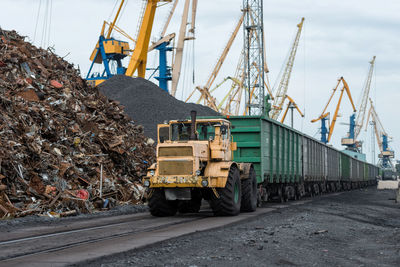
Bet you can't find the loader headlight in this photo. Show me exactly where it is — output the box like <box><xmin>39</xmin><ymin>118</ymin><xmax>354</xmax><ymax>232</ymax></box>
<box><xmin>150</xmin><ymin>170</ymin><xmax>155</xmax><ymax>176</ymax></box>
<box><xmin>201</xmin><ymin>179</ymin><xmax>208</xmax><ymax>187</ymax></box>
<box><xmin>196</xmin><ymin>170</ymin><xmax>201</xmax><ymax>176</ymax></box>
<box><xmin>143</xmin><ymin>179</ymin><xmax>150</xmax><ymax>187</ymax></box>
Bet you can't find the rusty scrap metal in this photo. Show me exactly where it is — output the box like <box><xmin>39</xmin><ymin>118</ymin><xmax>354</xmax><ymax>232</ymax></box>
<box><xmin>0</xmin><ymin>28</ymin><xmax>155</xmax><ymax>218</ymax></box>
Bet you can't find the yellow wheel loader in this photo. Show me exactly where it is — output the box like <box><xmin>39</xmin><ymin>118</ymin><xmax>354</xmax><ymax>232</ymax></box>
<box><xmin>142</xmin><ymin>111</ymin><xmax>257</xmax><ymax>216</ymax></box>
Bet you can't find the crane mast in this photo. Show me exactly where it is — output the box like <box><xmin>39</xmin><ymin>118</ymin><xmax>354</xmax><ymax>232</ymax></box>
<box><xmin>342</xmin><ymin>56</ymin><xmax>376</xmax><ymax>151</ymax></box>
<box><xmin>170</xmin><ymin>0</ymin><xmax>196</xmax><ymax>97</ymax></box>
<box><xmin>269</xmin><ymin>17</ymin><xmax>304</xmax><ymax>120</ymax></box>
<box><xmin>243</xmin><ymin>0</ymin><xmax>266</xmax><ymax>115</ymax></box>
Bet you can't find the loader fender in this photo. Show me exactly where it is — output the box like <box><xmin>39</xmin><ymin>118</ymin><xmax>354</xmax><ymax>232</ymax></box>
<box><xmin>204</xmin><ymin>162</ymin><xmax>238</xmax><ymax>188</ymax></box>
<box><xmin>237</xmin><ymin>163</ymin><xmax>253</xmax><ymax>180</ymax></box>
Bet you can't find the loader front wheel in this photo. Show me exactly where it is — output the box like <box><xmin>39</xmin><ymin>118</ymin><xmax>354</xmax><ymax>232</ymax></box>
<box><xmin>148</xmin><ymin>189</ymin><xmax>178</xmax><ymax>217</ymax></box>
<box><xmin>209</xmin><ymin>165</ymin><xmax>241</xmax><ymax>216</ymax></box>
<box><xmin>240</xmin><ymin>166</ymin><xmax>257</xmax><ymax>212</ymax></box>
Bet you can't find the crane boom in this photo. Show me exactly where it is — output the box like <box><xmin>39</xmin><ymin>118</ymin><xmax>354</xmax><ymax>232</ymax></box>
<box><xmin>185</xmin><ymin>11</ymin><xmax>245</xmax><ymax>105</ymax></box>
<box><xmin>270</xmin><ymin>18</ymin><xmax>304</xmax><ymax>120</ymax></box>
<box><xmin>189</xmin><ymin>0</ymin><xmax>197</xmax><ymax>33</ymax></box>
<box><xmin>125</xmin><ymin>0</ymin><xmax>168</xmax><ymax>78</ymax></box>
<box><xmin>106</xmin><ymin>0</ymin><xmax>125</xmax><ymax>39</ymax></box>
<box><xmin>170</xmin><ymin>0</ymin><xmax>192</xmax><ymax>97</ymax></box>
<box><xmin>160</xmin><ymin>0</ymin><xmax>179</xmax><ymax>38</ymax></box>
<box><xmin>354</xmin><ymin>56</ymin><xmax>376</xmax><ymax>138</ymax></box>
<box><xmin>223</xmin><ymin>50</ymin><xmax>246</xmax><ymax>115</ymax></box>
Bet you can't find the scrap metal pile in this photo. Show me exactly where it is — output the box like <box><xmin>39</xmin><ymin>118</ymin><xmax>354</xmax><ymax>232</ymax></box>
<box><xmin>0</xmin><ymin>29</ymin><xmax>155</xmax><ymax>218</ymax></box>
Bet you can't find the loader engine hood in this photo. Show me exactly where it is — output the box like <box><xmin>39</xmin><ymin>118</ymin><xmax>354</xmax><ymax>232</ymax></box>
<box><xmin>156</xmin><ymin>142</ymin><xmax>209</xmax><ymax>176</ymax></box>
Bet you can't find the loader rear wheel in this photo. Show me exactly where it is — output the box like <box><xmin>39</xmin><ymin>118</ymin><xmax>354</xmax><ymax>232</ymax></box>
<box><xmin>241</xmin><ymin>166</ymin><xmax>257</xmax><ymax>212</ymax></box>
<box><xmin>209</xmin><ymin>166</ymin><xmax>241</xmax><ymax>216</ymax></box>
<box><xmin>148</xmin><ymin>189</ymin><xmax>178</xmax><ymax>217</ymax></box>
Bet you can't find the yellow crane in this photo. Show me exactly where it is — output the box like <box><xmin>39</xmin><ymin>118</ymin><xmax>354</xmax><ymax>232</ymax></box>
<box><xmin>280</xmin><ymin>95</ymin><xmax>304</xmax><ymax>126</ymax></box>
<box><xmin>270</xmin><ymin>18</ymin><xmax>305</xmax><ymax>120</ymax></box>
<box><xmin>86</xmin><ymin>0</ymin><xmax>171</xmax><ymax>86</ymax></box>
<box><xmin>311</xmin><ymin>77</ymin><xmax>356</xmax><ymax>144</ymax></box>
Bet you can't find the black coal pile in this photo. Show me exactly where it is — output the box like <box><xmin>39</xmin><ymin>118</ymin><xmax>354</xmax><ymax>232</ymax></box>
<box><xmin>98</xmin><ymin>75</ymin><xmax>220</xmax><ymax>140</ymax></box>
<box><xmin>0</xmin><ymin>28</ymin><xmax>155</xmax><ymax>219</ymax></box>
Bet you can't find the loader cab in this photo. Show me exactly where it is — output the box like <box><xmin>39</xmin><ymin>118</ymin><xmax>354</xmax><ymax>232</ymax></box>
<box><xmin>160</xmin><ymin>119</ymin><xmax>231</xmax><ymax>143</ymax></box>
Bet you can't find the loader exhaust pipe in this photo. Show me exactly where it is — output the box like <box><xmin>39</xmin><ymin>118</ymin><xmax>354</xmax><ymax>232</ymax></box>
<box><xmin>190</xmin><ymin>110</ymin><xmax>197</xmax><ymax>140</ymax></box>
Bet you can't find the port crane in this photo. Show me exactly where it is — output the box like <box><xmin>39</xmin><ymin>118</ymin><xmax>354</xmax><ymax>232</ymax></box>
<box><xmin>311</xmin><ymin>77</ymin><xmax>356</xmax><ymax>144</ymax></box>
<box><xmin>365</xmin><ymin>98</ymin><xmax>395</xmax><ymax>170</ymax></box>
<box><xmin>86</xmin><ymin>0</ymin><xmax>171</xmax><ymax>86</ymax></box>
<box><xmin>341</xmin><ymin>56</ymin><xmax>376</xmax><ymax>151</ymax></box>
<box><xmin>269</xmin><ymin>17</ymin><xmax>304</xmax><ymax>120</ymax></box>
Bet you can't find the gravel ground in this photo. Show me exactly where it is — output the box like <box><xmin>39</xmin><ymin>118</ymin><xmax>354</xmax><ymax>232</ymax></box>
<box><xmin>80</xmin><ymin>188</ymin><xmax>400</xmax><ymax>267</ymax></box>
<box><xmin>98</xmin><ymin>76</ymin><xmax>220</xmax><ymax>140</ymax></box>
<box><xmin>0</xmin><ymin>204</ymin><xmax>148</xmax><ymax>232</ymax></box>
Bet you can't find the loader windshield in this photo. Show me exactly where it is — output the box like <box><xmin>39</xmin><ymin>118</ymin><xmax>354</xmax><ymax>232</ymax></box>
<box><xmin>170</xmin><ymin>121</ymin><xmax>228</xmax><ymax>141</ymax></box>
<box><xmin>171</xmin><ymin>123</ymin><xmax>192</xmax><ymax>141</ymax></box>
<box><xmin>197</xmin><ymin>122</ymin><xmax>216</xmax><ymax>140</ymax></box>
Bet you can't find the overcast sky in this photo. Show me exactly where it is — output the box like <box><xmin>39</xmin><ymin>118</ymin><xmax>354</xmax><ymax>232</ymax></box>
<box><xmin>1</xmin><ymin>0</ymin><xmax>399</xmax><ymax>165</ymax></box>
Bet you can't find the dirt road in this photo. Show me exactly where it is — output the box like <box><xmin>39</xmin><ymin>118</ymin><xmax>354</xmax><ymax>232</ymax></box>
<box><xmin>0</xmin><ymin>202</ymin><xmax>288</xmax><ymax>266</ymax></box>
<box><xmin>82</xmin><ymin>188</ymin><xmax>400</xmax><ymax>267</ymax></box>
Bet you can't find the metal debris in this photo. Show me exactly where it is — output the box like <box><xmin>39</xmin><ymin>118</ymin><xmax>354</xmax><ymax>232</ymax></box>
<box><xmin>0</xmin><ymin>28</ymin><xmax>155</xmax><ymax>218</ymax></box>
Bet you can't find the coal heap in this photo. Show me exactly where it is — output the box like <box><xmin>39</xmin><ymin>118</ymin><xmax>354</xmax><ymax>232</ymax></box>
<box><xmin>0</xmin><ymin>28</ymin><xmax>155</xmax><ymax>218</ymax></box>
<box><xmin>99</xmin><ymin>75</ymin><xmax>220</xmax><ymax>140</ymax></box>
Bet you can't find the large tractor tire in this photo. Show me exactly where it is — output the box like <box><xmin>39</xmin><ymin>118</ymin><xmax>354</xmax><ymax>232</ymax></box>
<box><xmin>178</xmin><ymin>190</ymin><xmax>202</xmax><ymax>213</ymax></box>
<box><xmin>148</xmin><ymin>189</ymin><xmax>178</xmax><ymax>217</ymax></box>
<box><xmin>240</xmin><ymin>166</ymin><xmax>257</xmax><ymax>212</ymax></box>
<box><xmin>209</xmin><ymin>166</ymin><xmax>242</xmax><ymax>216</ymax></box>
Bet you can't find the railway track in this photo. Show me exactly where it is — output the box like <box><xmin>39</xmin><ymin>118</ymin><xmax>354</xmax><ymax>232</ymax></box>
<box><xmin>0</xmin><ymin>196</ymin><xmax>341</xmax><ymax>267</ymax></box>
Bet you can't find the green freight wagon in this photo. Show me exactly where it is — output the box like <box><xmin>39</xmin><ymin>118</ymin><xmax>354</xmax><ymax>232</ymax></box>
<box><xmin>228</xmin><ymin>116</ymin><xmax>303</xmax><ymax>201</ymax></box>
<box><xmin>226</xmin><ymin>115</ymin><xmax>378</xmax><ymax>201</ymax></box>
<box><xmin>195</xmin><ymin>115</ymin><xmax>378</xmax><ymax>202</ymax></box>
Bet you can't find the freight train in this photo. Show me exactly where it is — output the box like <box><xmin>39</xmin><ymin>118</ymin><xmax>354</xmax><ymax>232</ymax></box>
<box><xmin>228</xmin><ymin>115</ymin><xmax>378</xmax><ymax>203</ymax></box>
<box><xmin>144</xmin><ymin>114</ymin><xmax>379</xmax><ymax>216</ymax></box>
